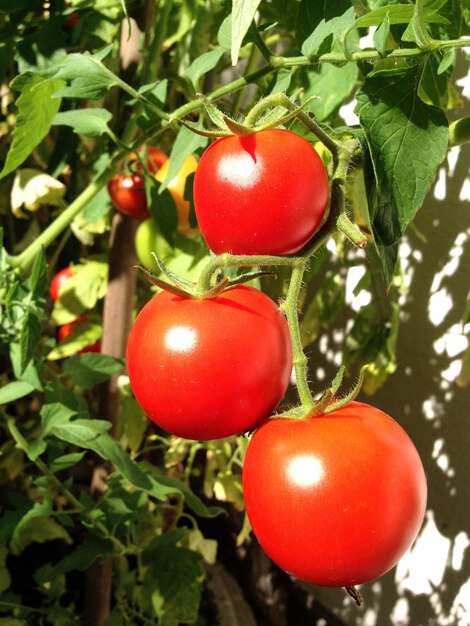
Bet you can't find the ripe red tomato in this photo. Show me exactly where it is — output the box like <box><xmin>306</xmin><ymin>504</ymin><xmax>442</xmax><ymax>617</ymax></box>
<box><xmin>193</xmin><ymin>129</ymin><xmax>329</xmax><ymax>255</ymax></box>
<box><xmin>242</xmin><ymin>401</ymin><xmax>427</xmax><ymax>587</ymax></box>
<box><xmin>50</xmin><ymin>266</ymin><xmax>74</xmax><ymax>302</ymax></box>
<box><xmin>58</xmin><ymin>316</ymin><xmax>101</xmax><ymax>354</ymax></box>
<box><xmin>126</xmin><ymin>285</ymin><xmax>292</xmax><ymax>440</ymax></box>
<box><xmin>107</xmin><ymin>147</ymin><xmax>168</xmax><ymax>220</ymax></box>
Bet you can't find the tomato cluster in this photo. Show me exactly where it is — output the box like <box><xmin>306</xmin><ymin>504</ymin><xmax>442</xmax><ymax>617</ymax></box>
<box><xmin>126</xmin><ymin>129</ymin><xmax>426</xmax><ymax>591</ymax></box>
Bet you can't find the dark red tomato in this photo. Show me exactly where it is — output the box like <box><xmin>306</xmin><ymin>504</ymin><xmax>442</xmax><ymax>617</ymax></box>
<box><xmin>193</xmin><ymin>129</ymin><xmax>329</xmax><ymax>255</ymax></box>
<box><xmin>126</xmin><ymin>285</ymin><xmax>292</xmax><ymax>440</ymax></box>
<box><xmin>242</xmin><ymin>401</ymin><xmax>427</xmax><ymax>587</ymax></box>
<box><xmin>107</xmin><ymin>147</ymin><xmax>168</xmax><ymax>219</ymax></box>
<box><xmin>58</xmin><ymin>316</ymin><xmax>101</xmax><ymax>354</ymax></box>
<box><xmin>50</xmin><ymin>266</ymin><xmax>74</xmax><ymax>302</ymax></box>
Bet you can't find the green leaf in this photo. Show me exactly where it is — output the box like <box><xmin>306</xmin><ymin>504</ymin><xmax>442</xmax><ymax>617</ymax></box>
<box><xmin>0</xmin><ymin>74</ymin><xmax>63</xmax><ymax>179</ymax></box>
<box><xmin>50</xmin><ymin>451</ymin><xmax>86</xmax><ymax>473</ymax></box>
<box><xmin>295</xmin><ymin>0</ymin><xmax>352</xmax><ymax>50</ymax></box>
<box><xmin>355</xmin><ymin>68</ymin><xmax>448</xmax><ymax>283</ymax></box>
<box><xmin>41</xmin><ymin>402</ymin><xmax>79</xmax><ymax>434</ymax></box>
<box><xmin>0</xmin><ymin>381</ymin><xmax>35</xmax><ymax>405</ymax></box>
<box><xmin>53</xmin><ymin>108</ymin><xmax>113</xmax><ymax>138</ymax></box>
<box><xmin>36</xmin><ymin>538</ymin><xmax>114</xmax><ymax>583</ymax></box>
<box><xmin>9</xmin><ymin>343</ymin><xmax>42</xmax><ymax>391</ymax></box>
<box><xmin>148</xmin><ymin>186</ymin><xmax>178</xmax><ymax>247</ymax></box>
<box><xmin>11</xmin><ymin>500</ymin><xmax>72</xmax><ymax>551</ymax></box>
<box><xmin>230</xmin><ymin>0</ymin><xmax>262</xmax><ymax>65</ymax></box>
<box><xmin>62</xmin><ymin>354</ymin><xmax>125</xmax><ymax>389</ymax></box>
<box><xmin>373</xmin><ymin>12</ymin><xmax>391</xmax><ymax>56</ymax></box>
<box><xmin>303</xmin><ymin>57</ymin><xmax>358</xmax><ymax>122</ymax></box>
<box><xmin>42</xmin><ymin>49</ymin><xmax>121</xmax><ymax>100</ymax></box>
<box><xmin>20</xmin><ymin>311</ymin><xmax>41</xmax><ymax>372</ymax></box>
<box><xmin>299</xmin><ymin>4</ymin><xmax>355</xmax><ymax>58</ymax></box>
<box><xmin>160</xmin><ymin>126</ymin><xmax>207</xmax><ymax>193</ymax></box>
<box><xmin>437</xmin><ymin>47</ymin><xmax>456</xmax><ymax>75</ymax></box>
<box><xmin>347</xmin><ymin>4</ymin><xmax>447</xmax><ymax>30</ymax></box>
<box><xmin>145</xmin><ymin>546</ymin><xmax>203</xmax><ymax>626</ymax></box>
<box><xmin>186</xmin><ymin>47</ymin><xmax>226</xmax><ymax>88</ymax></box>
<box><xmin>29</xmin><ymin>247</ymin><xmax>47</xmax><ymax>300</ymax></box>
<box><xmin>51</xmin><ymin>260</ymin><xmax>108</xmax><ymax>324</ymax></box>
<box><xmin>46</xmin><ymin>415</ymin><xmax>156</xmax><ymax>492</ymax></box>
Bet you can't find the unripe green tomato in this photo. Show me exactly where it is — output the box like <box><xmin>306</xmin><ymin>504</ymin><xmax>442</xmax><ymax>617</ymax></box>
<box><xmin>135</xmin><ymin>218</ymin><xmax>173</xmax><ymax>270</ymax></box>
<box><xmin>135</xmin><ymin>219</ymin><xmax>211</xmax><ymax>281</ymax></box>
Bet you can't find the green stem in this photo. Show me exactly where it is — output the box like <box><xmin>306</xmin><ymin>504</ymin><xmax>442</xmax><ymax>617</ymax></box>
<box><xmin>231</xmin><ymin>42</ymin><xmax>261</xmax><ymax>117</ymax></box>
<box><xmin>271</xmin><ymin>37</ymin><xmax>469</xmax><ymax>68</ymax></box>
<box><xmin>6</xmin><ymin>418</ymin><xmax>126</xmax><ymax>553</ymax></box>
<box><xmin>281</xmin><ymin>259</ymin><xmax>314</xmax><ymax>410</ymax></box>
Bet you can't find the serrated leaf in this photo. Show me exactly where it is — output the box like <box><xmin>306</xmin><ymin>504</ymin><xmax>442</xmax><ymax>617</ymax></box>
<box><xmin>20</xmin><ymin>311</ymin><xmax>41</xmax><ymax>372</ymax></box>
<box><xmin>301</xmin><ymin>6</ymin><xmax>356</xmax><ymax>58</ymax></box>
<box><xmin>36</xmin><ymin>538</ymin><xmax>114</xmax><ymax>583</ymax></box>
<box><xmin>230</xmin><ymin>0</ymin><xmax>262</xmax><ymax>65</ymax></box>
<box><xmin>0</xmin><ymin>381</ymin><xmax>35</xmax><ymax>405</ymax></box>
<box><xmin>186</xmin><ymin>47</ymin><xmax>226</xmax><ymax>88</ymax></box>
<box><xmin>295</xmin><ymin>0</ymin><xmax>351</xmax><ymax>50</ymax></box>
<box><xmin>42</xmin><ymin>50</ymin><xmax>120</xmax><ymax>99</ymax></box>
<box><xmin>145</xmin><ymin>546</ymin><xmax>203</xmax><ymax>625</ymax></box>
<box><xmin>355</xmin><ymin>69</ymin><xmax>448</xmax><ymax>283</ymax></box>
<box><xmin>9</xmin><ymin>343</ymin><xmax>42</xmax><ymax>391</ymax></box>
<box><xmin>62</xmin><ymin>354</ymin><xmax>125</xmax><ymax>388</ymax></box>
<box><xmin>53</xmin><ymin>108</ymin><xmax>113</xmax><ymax>138</ymax></box>
<box><xmin>47</xmin><ymin>321</ymin><xmax>102</xmax><ymax>360</ymax></box>
<box><xmin>0</xmin><ymin>74</ymin><xmax>63</xmax><ymax>179</ymax></box>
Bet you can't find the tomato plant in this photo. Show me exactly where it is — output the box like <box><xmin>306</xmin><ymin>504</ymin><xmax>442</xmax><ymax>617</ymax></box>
<box><xmin>126</xmin><ymin>285</ymin><xmax>292</xmax><ymax>440</ymax></box>
<box><xmin>107</xmin><ymin>147</ymin><xmax>168</xmax><ymax>219</ymax></box>
<box><xmin>242</xmin><ymin>401</ymin><xmax>427</xmax><ymax>587</ymax></box>
<box><xmin>193</xmin><ymin>129</ymin><xmax>329</xmax><ymax>255</ymax></box>
<box><xmin>49</xmin><ymin>266</ymin><xmax>74</xmax><ymax>301</ymax></box>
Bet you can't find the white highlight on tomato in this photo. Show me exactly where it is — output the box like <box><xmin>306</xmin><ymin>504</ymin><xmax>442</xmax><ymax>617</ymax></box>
<box><xmin>216</xmin><ymin>153</ymin><xmax>262</xmax><ymax>189</ymax></box>
<box><xmin>287</xmin><ymin>455</ymin><xmax>324</xmax><ymax>488</ymax></box>
<box><xmin>164</xmin><ymin>326</ymin><xmax>197</xmax><ymax>353</ymax></box>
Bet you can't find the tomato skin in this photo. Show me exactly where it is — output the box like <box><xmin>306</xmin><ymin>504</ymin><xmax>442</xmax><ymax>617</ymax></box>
<box><xmin>50</xmin><ymin>266</ymin><xmax>74</xmax><ymax>302</ymax></box>
<box><xmin>126</xmin><ymin>285</ymin><xmax>292</xmax><ymax>441</ymax></box>
<box><xmin>242</xmin><ymin>401</ymin><xmax>427</xmax><ymax>587</ymax></box>
<box><xmin>193</xmin><ymin>129</ymin><xmax>329</xmax><ymax>255</ymax></box>
<box><xmin>107</xmin><ymin>173</ymin><xmax>149</xmax><ymax>219</ymax></box>
<box><xmin>107</xmin><ymin>147</ymin><xmax>168</xmax><ymax>220</ymax></box>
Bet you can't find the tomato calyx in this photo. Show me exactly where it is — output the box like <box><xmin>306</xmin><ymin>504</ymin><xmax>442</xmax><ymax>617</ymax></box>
<box><xmin>276</xmin><ymin>363</ymin><xmax>369</xmax><ymax>421</ymax></box>
<box><xmin>135</xmin><ymin>253</ymin><xmax>276</xmax><ymax>300</ymax></box>
<box><xmin>179</xmin><ymin>93</ymin><xmax>321</xmax><ymax>139</ymax></box>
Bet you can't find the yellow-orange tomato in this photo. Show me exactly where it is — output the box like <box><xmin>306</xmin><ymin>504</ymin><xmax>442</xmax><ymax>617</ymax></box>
<box><xmin>155</xmin><ymin>155</ymin><xmax>198</xmax><ymax>233</ymax></box>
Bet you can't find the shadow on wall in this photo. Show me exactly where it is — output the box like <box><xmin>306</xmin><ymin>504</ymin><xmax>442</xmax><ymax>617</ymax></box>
<box><xmin>302</xmin><ymin>134</ymin><xmax>470</xmax><ymax>624</ymax></box>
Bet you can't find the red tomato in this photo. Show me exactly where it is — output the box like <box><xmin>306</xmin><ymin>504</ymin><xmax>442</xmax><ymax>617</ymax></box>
<box><xmin>193</xmin><ymin>129</ymin><xmax>329</xmax><ymax>255</ymax></box>
<box><xmin>107</xmin><ymin>147</ymin><xmax>168</xmax><ymax>220</ymax></box>
<box><xmin>58</xmin><ymin>316</ymin><xmax>101</xmax><ymax>354</ymax></box>
<box><xmin>126</xmin><ymin>285</ymin><xmax>292</xmax><ymax>440</ymax></box>
<box><xmin>242</xmin><ymin>401</ymin><xmax>427</xmax><ymax>587</ymax></box>
<box><xmin>50</xmin><ymin>266</ymin><xmax>74</xmax><ymax>302</ymax></box>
